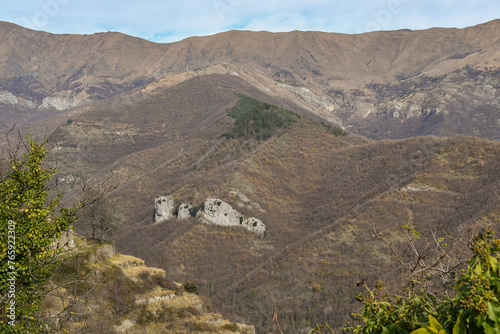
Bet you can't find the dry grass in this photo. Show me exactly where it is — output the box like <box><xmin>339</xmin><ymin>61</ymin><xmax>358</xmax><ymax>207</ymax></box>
<box><xmin>41</xmin><ymin>238</ymin><xmax>255</xmax><ymax>333</ymax></box>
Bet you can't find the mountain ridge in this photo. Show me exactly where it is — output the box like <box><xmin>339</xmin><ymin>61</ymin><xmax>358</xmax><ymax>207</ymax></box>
<box><xmin>1</xmin><ymin>19</ymin><xmax>499</xmax><ymax>139</ymax></box>
<box><xmin>1</xmin><ymin>18</ymin><xmax>499</xmax><ymax>139</ymax></box>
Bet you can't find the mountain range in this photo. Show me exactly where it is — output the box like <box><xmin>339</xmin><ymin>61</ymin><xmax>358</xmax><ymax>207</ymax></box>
<box><xmin>1</xmin><ymin>19</ymin><xmax>500</xmax><ymax>139</ymax></box>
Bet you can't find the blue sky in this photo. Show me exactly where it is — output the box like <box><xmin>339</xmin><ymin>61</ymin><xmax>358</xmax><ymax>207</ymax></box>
<box><xmin>1</xmin><ymin>0</ymin><xmax>499</xmax><ymax>43</ymax></box>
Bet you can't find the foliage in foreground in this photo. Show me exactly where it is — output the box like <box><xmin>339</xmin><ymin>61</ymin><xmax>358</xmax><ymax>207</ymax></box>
<box><xmin>0</xmin><ymin>136</ymin><xmax>78</xmax><ymax>333</ymax></box>
<box><xmin>337</xmin><ymin>228</ymin><xmax>500</xmax><ymax>334</ymax></box>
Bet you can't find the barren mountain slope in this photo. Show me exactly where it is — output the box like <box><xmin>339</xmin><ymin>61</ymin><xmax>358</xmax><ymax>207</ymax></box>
<box><xmin>0</xmin><ymin>22</ymin><xmax>165</xmax><ymax>101</ymax></box>
<box><xmin>118</xmin><ymin>132</ymin><xmax>500</xmax><ymax>333</ymax></box>
<box><xmin>1</xmin><ymin>20</ymin><xmax>499</xmax><ymax>139</ymax></box>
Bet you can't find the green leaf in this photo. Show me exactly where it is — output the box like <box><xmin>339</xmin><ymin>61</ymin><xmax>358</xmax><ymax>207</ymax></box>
<box><xmin>381</xmin><ymin>326</ymin><xmax>391</xmax><ymax>334</ymax></box>
<box><xmin>453</xmin><ymin>314</ymin><xmax>466</xmax><ymax>334</ymax></box>
<box><xmin>488</xmin><ymin>255</ymin><xmax>498</xmax><ymax>272</ymax></box>
<box><xmin>483</xmin><ymin>321</ymin><xmax>500</xmax><ymax>334</ymax></box>
<box><xmin>487</xmin><ymin>302</ymin><xmax>500</xmax><ymax>324</ymax></box>
<box><xmin>428</xmin><ymin>315</ymin><xmax>443</xmax><ymax>332</ymax></box>
<box><xmin>476</xmin><ymin>314</ymin><xmax>487</xmax><ymax>327</ymax></box>
<box><xmin>411</xmin><ymin>329</ymin><xmax>430</xmax><ymax>334</ymax></box>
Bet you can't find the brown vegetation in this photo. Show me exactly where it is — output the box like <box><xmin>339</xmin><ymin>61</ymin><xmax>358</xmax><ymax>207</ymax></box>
<box><xmin>34</xmin><ymin>73</ymin><xmax>500</xmax><ymax>332</ymax></box>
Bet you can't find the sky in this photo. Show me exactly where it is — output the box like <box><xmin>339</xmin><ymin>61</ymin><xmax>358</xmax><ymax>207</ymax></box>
<box><xmin>1</xmin><ymin>0</ymin><xmax>499</xmax><ymax>43</ymax></box>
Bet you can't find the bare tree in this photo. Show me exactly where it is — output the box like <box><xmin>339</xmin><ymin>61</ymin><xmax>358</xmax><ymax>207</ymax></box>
<box><xmin>77</xmin><ymin>186</ymin><xmax>118</xmax><ymax>242</ymax></box>
<box><xmin>372</xmin><ymin>215</ymin><xmax>477</xmax><ymax>301</ymax></box>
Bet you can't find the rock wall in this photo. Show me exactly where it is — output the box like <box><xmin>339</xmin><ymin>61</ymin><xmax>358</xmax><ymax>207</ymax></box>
<box><xmin>40</xmin><ymin>96</ymin><xmax>82</xmax><ymax>110</ymax></box>
<box><xmin>177</xmin><ymin>203</ymin><xmax>193</xmax><ymax>219</ymax></box>
<box><xmin>241</xmin><ymin>217</ymin><xmax>266</xmax><ymax>237</ymax></box>
<box><xmin>154</xmin><ymin>196</ymin><xmax>175</xmax><ymax>223</ymax></box>
<box><xmin>197</xmin><ymin>198</ymin><xmax>243</xmax><ymax>227</ymax></box>
<box><xmin>390</xmin><ymin>100</ymin><xmax>447</xmax><ymax>119</ymax></box>
<box><xmin>197</xmin><ymin>198</ymin><xmax>266</xmax><ymax>236</ymax></box>
<box><xmin>0</xmin><ymin>91</ymin><xmax>17</xmax><ymax>105</ymax></box>
<box><xmin>153</xmin><ymin>197</ymin><xmax>266</xmax><ymax>236</ymax></box>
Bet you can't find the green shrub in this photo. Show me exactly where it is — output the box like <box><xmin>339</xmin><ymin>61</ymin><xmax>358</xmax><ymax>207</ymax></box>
<box><xmin>222</xmin><ymin>322</ymin><xmax>240</xmax><ymax>331</ymax></box>
<box><xmin>223</xmin><ymin>93</ymin><xmax>299</xmax><ymax>140</ymax></box>
<box><xmin>342</xmin><ymin>229</ymin><xmax>500</xmax><ymax>334</ymax></box>
<box><xmin>183</xmin><ymin>282</ymin><xmax>198</xmax><ymax>295</ymax></box>
<box><xmin>318</xmin><ymin>121</ymin><xmax>348</xmax><ymax>137</ymax></box>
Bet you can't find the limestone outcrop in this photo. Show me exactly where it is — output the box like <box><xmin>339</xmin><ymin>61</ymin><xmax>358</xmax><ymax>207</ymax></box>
<box><xmin>177</xmin><ymin>203</ymin><xmax>193</xmax><ymax>219</ymax></box>
<box><xmin>242</xmin><ymin>217</ymin><xmax>266</xmax><ymax>236</ymax></box>
<box><xmin>45</xmin><ymin>235</ymin><xmax>255</xmax><ymax>334</ymax></box>
<box><xmin>196</xmin><ymin>198</ymin><xmax>266</xmax><ymax>236</ymax></box>
<box><xmin>0</xmin><ymin>91</ymin><xmax>17</xmax><ymax>105</ymax></box>
<box><xmin>153</xmin><ymin>196</ymin><xmax>266</xmax><ymax>236</ymax></box>
<box><xmin>40</xmin><ymin>96</ymin><xmax>82</xmax><ymax>110</ymax></box>
<box><xmin>390</xmin><ymin>100</ymin><xmax>447</xmax><ymax>119</ymax></box>
<box><xmin>154</xmin><ymin>196</ymin><xmax>175</xmax><ymax>223</ymax></box>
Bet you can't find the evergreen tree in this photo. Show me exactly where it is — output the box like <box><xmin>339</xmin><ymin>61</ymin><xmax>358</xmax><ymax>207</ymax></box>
<box><xmin>0</xmin><ymin>135</ymin><xmax>77</xmax><ymax>333</ymax></box>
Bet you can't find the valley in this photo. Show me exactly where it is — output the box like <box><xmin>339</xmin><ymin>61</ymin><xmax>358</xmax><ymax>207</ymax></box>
<box><xmin>0</xmin><ymin>19</ymin><xmax>499</xmax><ymax>333</ymax></box>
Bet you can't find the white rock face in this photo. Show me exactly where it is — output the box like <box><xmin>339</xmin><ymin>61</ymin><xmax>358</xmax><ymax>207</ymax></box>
<box><xmin>394</xmin><ymin>102</ymin><xmax>405</xmax><ymax>110</ymax></box>
<box><xmin>135</xmin><ymin>293</ymin><xmax>176</xmax><ymax>305</ymax></box>
<box><xmin>0</xmin><ymin>91</ymin><xmax>18</xmax><ymax>105</ymax></box>
<box><xmin>177</xmin><ymin>203</ymin><xmax>193</xmax><ymax>219</ymax></box>
<box><xmin>154</xmin><ymin>196</ymin><xmax>175</xmax><ymax>223</ymax></box>
<box><xmin>242</xmin><ymin>217</ymin><xmax>266</xmax><ymax>236</ymax></box>
<box><xmin>114</xmin><ymin>319</ymin><xmax>135</xmax><ymax>333</ymax></box>
<box><xmin>390</xmin><ymin>101</ymin><xmax>448</xmax><ymax>119</ymax></box>
<box><xmin>40</xmin><ymin>96</ymin><xmax>82</xmax><ymax>110</ymax></box>
<box><xmin>406</xmin><ymin>104</ymin><xmax>422</xmax><ymax>118</ymax></box>
<box><xmin>197</xmin><ymin>198</ymin><xmax>266</xmax><ymax>236</ymax></box>
<box><xmin>198</xmin><ymin>198</ymin><xmax>241</xmax><ymax>226</ymax></box>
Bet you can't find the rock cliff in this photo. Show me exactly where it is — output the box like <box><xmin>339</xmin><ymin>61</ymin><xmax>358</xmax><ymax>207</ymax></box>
<box><xmin>153</xmin><ymin>197</ymin><xmax>266</xmax><ymax>235</ymax></box>
<box><xmin>197</xmin><ymin>198</ymin><xmax>266</xmax><ymax>236</ymax></box>
<box><xmin>0</xmin><ymin>91</ymin><xmax>17</xmax><ymax>105</ymax></box>
<box><xmin>50</xmin><ymin>227</ymin><xmax>77</xmax><ymax>251</ymax></box>
<box><xmin>177</xmin><ymin>203</ymin><xmax>194</xmax><ymax>219</ymax></box>
<box><xmin>154</xmin><ymin>196</ymin><xmax>175</xmax><ymax>223</ymax></box>
<box><xmin>40</xmin><ymin>96</ymin><xmax>83</xmax><ymax>110</ymax></box>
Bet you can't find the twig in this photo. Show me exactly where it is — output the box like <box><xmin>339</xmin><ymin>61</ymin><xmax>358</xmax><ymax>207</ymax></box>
<box><xmin>271</xmin><ymin>292</ymin><xmax>283</xmax><ymax>334</ymax></box>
